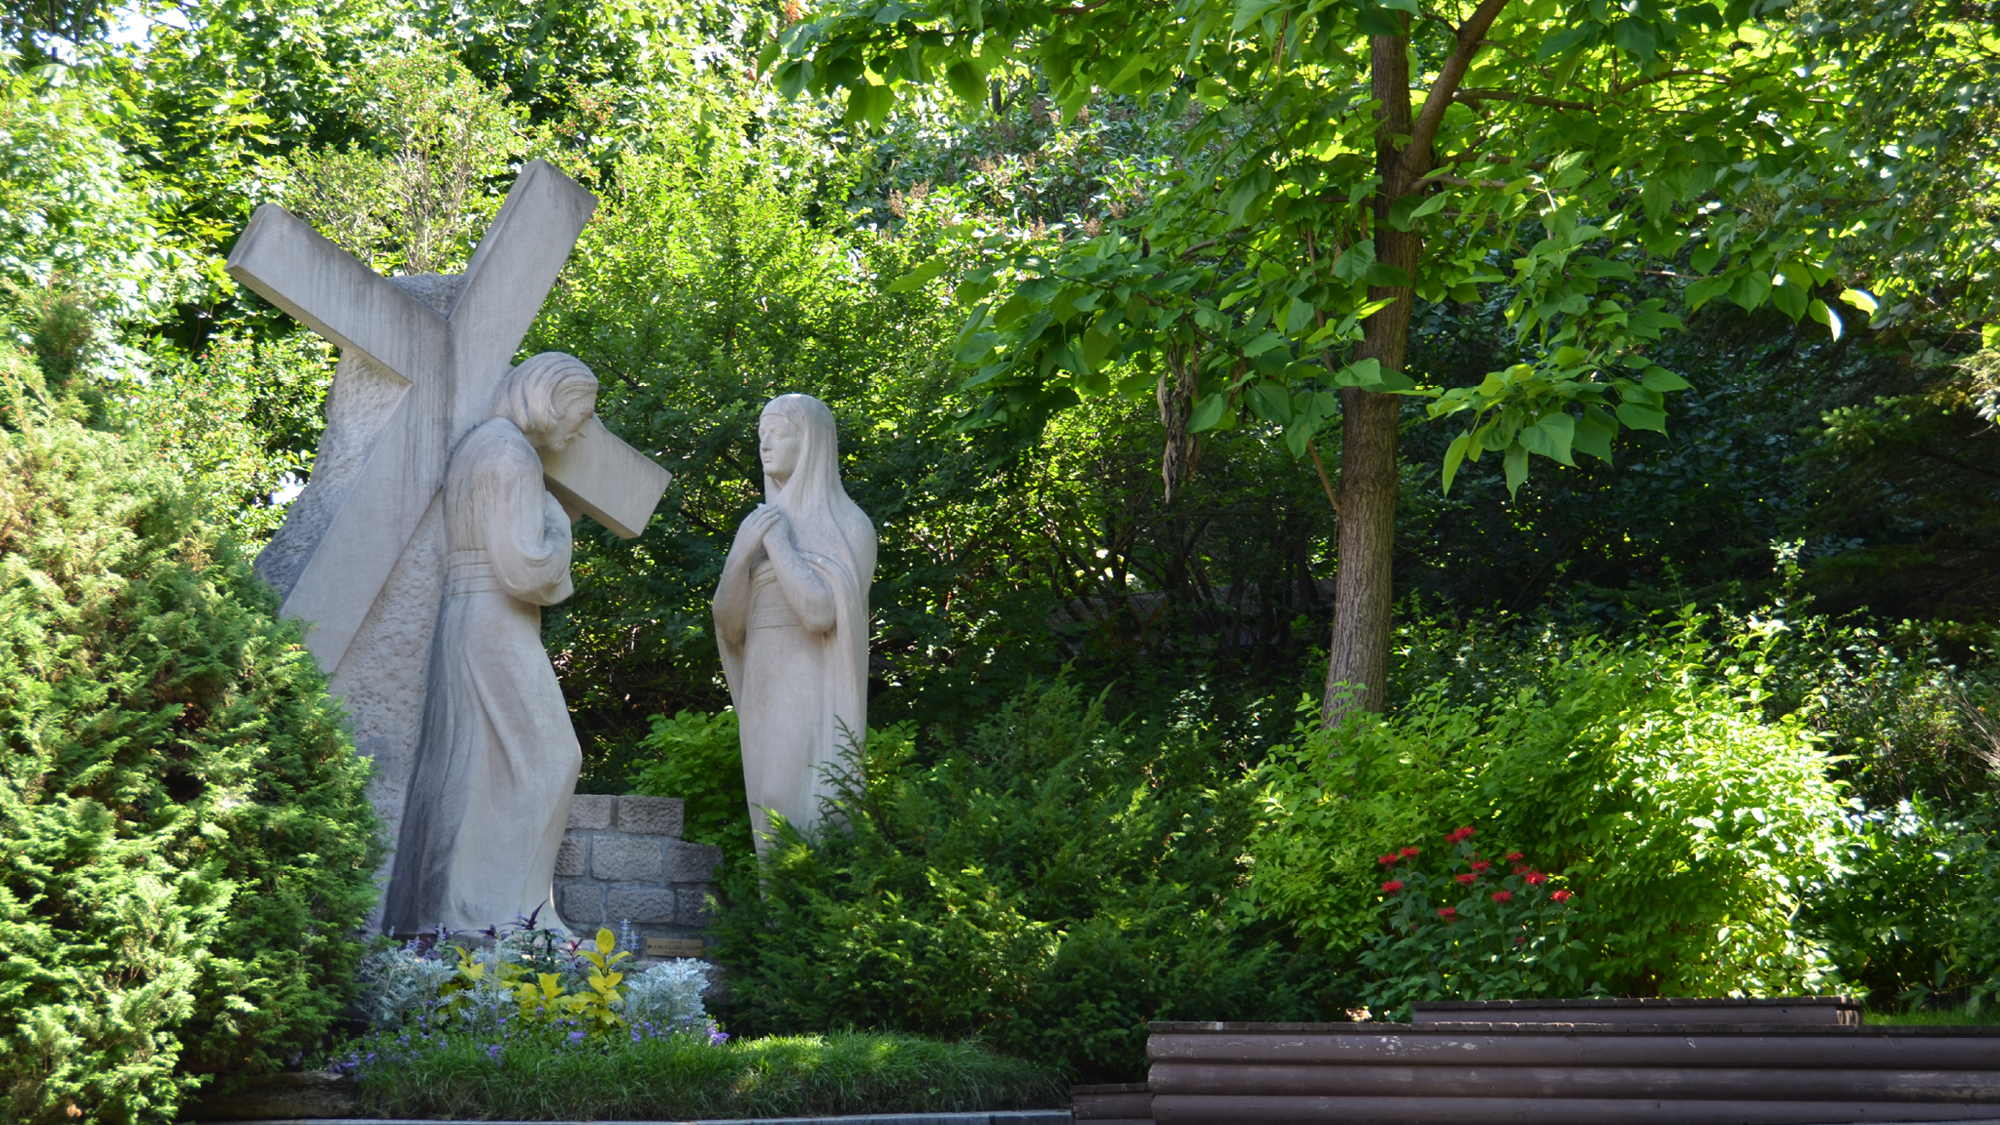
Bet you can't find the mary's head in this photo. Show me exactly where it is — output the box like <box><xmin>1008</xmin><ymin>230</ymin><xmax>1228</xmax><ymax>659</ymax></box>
<box><xmin>760</xmin><ymin>393</ymin><xmax>840</xmax><ymax>504</ymax></box>
<box><xmin>760</xmin><ymin>393</ymin><xmax>868</xmax><ymax>564</ymax></box>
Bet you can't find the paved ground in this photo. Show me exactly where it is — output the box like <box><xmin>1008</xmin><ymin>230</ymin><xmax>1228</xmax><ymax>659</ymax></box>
<box><xmin>209</xmin><ymin>1104</ymin><xmax>1072</xmax><ymax>1112</ymax></box>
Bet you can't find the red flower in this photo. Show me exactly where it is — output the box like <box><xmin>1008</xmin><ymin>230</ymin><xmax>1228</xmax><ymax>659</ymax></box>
<box><xmin>1470</xmin><ymin>860</ymin><xmax>1492</xmax><ymax>873</ymax></box>
<box><xmin>1379</xmin><ymin>854</ymin><xmax>1398</xmax><ymax>866</ymax></box>
<box><xmin>1525</xmin><ymin>871</ymin><xmax>1548</xmax><ymax>886</ymax></box>
<box><xmin>1456</xmin><ymin>873</ymin><xmax>1477</xmax><ymax>885</ymax></box>
<box><xmin>1382</xmin><ymin>880</ymin><xmax>1405</xmax><ymax>894</ymax></box>
<box><xmin>1550</xmin><ymin>889</ymin><xmax>1573</xmax><ymax>902</ymax></box>
<box><xmin>1444</xmin><ymin>825</ymin><xmax>1477</xmax><ymax>844</ymax></box>
<box><xmin>1505</xmin><ymin>851</ymin><xmax>1524</xmax><ymax>861</ymax></box>
<box><xmin>1491</xmin><ymin>890</ymin><xmax>1512</xmax><ymax>903</ymax></box>
<box><xmin>1399</xmin><ymin>846</ymin><xmax>1421</xmax><ymax>858</ymax></box>
<box><xmin>1437</xmin><ymin>907</ymin><xmax>1458</xmax><ymax>920</ymax></box>
<box><xmin>1511</xmin><ymin>863</ymin><xmax>1530</xmax><ymax>875</ymax></box>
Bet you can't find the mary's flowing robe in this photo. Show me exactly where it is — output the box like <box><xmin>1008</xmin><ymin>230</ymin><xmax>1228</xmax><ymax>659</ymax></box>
<box><xmin>383</xmin><ymin>417</ymin><xmax>580</xmax><ymax>935</ymax></box>
<box><xmin>719</xmin><ymin>509</ymin><xmax>873</xmax><ymax>848</ymax></box>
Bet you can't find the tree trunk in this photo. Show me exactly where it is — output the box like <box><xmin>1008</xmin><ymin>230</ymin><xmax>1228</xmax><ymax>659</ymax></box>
<box><xmin>1321</xmin><ymin>30</ymin><xmax>1419</xmax><ymax>727</ymax></box>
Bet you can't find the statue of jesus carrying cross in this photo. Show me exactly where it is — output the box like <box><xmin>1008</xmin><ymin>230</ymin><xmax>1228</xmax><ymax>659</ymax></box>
<box><xmin>228</xmin><ymin>160</ymin><xmax>670</xmax><ymax>934</ymax></box>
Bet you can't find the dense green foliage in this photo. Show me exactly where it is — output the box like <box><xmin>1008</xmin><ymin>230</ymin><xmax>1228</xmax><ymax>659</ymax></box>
<box><xmin>0</xmin><ymin>380</ymin><xmax>378</xmax><ymax>1124</ymax></box>
<box><xmin>713</xmin><ymin>682</ymin><xmax>1325</xmax><ymax>1081</ymax></box>
<box><xmin>1355</xmin><ymin>834</ymin><xmax>1595</xmax><ymax>1020</ymax></box>
<box><xmin>7</xmin><ymin>0</ymin><xmax>2000</xmax><ymax>1109</ymax></box>
<box><xmin>630</xmin><ymin>710</ymin><xmax>756</xmax><ymax>865</ymax></box>
<box><xmin>1248</xmin><ymin>618</ymin><xmax>1847</xmax><ymax>997</ymax></box>
<box><xmin>344</xmin><ymin>1029</ymin><xmax>1064</xmax><ymax>1119</ymax></box>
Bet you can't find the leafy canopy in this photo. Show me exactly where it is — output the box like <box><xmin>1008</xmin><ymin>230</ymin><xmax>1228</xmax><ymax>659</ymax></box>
<box><xmin>770</xmin><ymin>0</ymin><xmax>1878</xmax><ymax>495</ymax></box>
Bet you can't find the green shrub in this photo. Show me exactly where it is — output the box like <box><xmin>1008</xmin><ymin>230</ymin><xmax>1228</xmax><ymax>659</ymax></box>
<box><xmin>0</xmin><ymin>388</ymin><xmax>379</xmax><ymax>1123</ymax></box>
<box><xmin>1250</xmin><ymin>618</ymin><xmax>1847</xmax><ymax>998</ymax></box>
<box><xmin>343</xmin><ymin>1028</ymin><xmax>1064</xmax><ymax>1120</ymax></box>
<box><xmin>629</xmin><ymin>709</ymin><xmax>754</xmax><ymax>867</ymax></box>
<box><xmin>1356</xmin><ymin>832</ymin><xmax>1597</xmax><ymax>1019</ymax></box>
<box><xmin>712</xmin><ymin>681</ymin><xmax>1325</xmax><ymax>1081</ymax></box>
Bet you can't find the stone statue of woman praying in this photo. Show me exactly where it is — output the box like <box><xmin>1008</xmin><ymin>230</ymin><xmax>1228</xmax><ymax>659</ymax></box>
<box><xmin>713</xmin><ymin>394</ymin><xmax>876</xmax><ymax>856</ymax></box>
<box><xmin>383</xmin><ymin>353</ymin><xmax>596</xmax><ymax>935</ymax></box>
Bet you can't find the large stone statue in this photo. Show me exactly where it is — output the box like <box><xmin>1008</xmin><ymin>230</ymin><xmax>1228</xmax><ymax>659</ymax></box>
<box><xmin>713</xmin><ymin>395</ymin><xmax>876</xmax><ymax>854</ymax></box>
<box><xmin>382</xmin><ymin>354</ymin><xmax>597</xmax><ymax>935</ymax></box>
<box><xmin>225</xmin><ymin>161</ymin><xmax>670</xmax><ymax>933</ymax></box>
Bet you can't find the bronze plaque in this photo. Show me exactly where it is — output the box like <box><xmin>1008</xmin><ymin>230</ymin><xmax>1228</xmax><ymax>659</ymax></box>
<box><xmin>644</xmin><ymin>937</ymin><xmax>706</xmax><ymax>958</ymax></box>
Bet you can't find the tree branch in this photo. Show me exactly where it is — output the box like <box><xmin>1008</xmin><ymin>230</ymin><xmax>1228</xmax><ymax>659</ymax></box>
<box><xmin>1308</xmin><ymin>439</ymin><xmax>1343</xmax><ymax>519</ymax></box>
<box><xmin>1405</xmin><ymin>0</ymin><xmax>1514</xmax><ymax>173</ymax></box>
<box><xmin>1413</xmin><ymin>171</ymin><xmax>1510</xmax><ymax>190</ymax></box>
<box><xmin>1454</xmin><ymin>87</ymin><xmax>1595</xmax><ymax>111</ymax></box>
<box><xmin>1609</xmin><ymin>68</ymin><xmax>1706</xmax><ymax>95</ymax></box>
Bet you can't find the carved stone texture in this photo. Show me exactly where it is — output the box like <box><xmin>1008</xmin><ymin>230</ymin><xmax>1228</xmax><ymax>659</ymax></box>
<box><xmin>593</xmin><ymin>837</ymin><xmax>665</xmax><ymax>883</ymax></box>
<box><xmin>553</xmin><ymin>836</ymin><xmax>587</xmax><ymax>878</ymax></box>
<box><xmin>606</xmin><ymin>886</ymin><xmax>677</xmax><ymax>925</ymax></box>
<box><xmin>382</xmin><ymin>359</ymin><xmax>594</xmax><ymax>936</ymax></box>
<box><xmin>676</xmin><ymin>885</ymin><xmax>719</xmax><ymax>927</ymax></box>
<box><xmin>616</xmin><ymin>795</ymin><xmax>685</xmax><ymax>837</ymax></box>
<box><xmin>568</xmin><ymin>794</ymin><xmax>614</xmax><ymax>831</ymax></box>
<box><xmin>712</xmin><ymin>395</ymin><xmax>877</xmax><ymax>856</ymax></box>
<box><xmin>558</xmin><ymin>883</ymin><xmax>605</xmax><ymax>929</ymax></box>
<box><xmin>666</xmin><ymin>841</ymin><xmax>724</xmax><ymax>883</ymax></box>
<box><xmin>228</xmin><ymin>161</ymin><xmax>672</xmax><ymax>934</ymax></box>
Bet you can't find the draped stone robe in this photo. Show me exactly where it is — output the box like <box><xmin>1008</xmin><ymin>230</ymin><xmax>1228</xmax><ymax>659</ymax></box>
<box><xmin>720</xmin><ymin>513</ymin><xmax>873</xmax><ymax>849</ymax></box>
<box><xmin>382</xmin><ymin>417</ymin><xmax>580</xmax><ymax>935</ymax></box>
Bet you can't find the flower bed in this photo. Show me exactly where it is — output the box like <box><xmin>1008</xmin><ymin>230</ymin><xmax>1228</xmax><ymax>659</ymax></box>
<box><xmin>320</xmin><ymin>924</ymin><xmax>1064</xmax><ymax>1120</ymax></box>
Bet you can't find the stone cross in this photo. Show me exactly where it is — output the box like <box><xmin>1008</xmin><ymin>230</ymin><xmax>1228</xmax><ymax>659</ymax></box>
<box><xmin>226</xmin><ymin>159</ymin><xmax>667</xmax><ymax>674</ymax></box>
<box><xmin>228</xmin><ymin>162</ymin><xmax>668</xmax><ymax>923</ymax></box>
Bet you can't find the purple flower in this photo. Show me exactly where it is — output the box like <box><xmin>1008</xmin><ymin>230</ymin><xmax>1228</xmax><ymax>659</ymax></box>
<box><xmin>485</xmin><ymin>1044</ymin><xmax>502</xmax><ymax>1062</ymax></box>
<box><xmin>568</xmin><ymin>1031</ymin><xmax>587</xmax><ymax>1044</ymax></box>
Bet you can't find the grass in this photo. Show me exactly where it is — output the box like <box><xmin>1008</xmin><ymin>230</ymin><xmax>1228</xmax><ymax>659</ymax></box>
<box><xmin>1865</xmin><ymin>1007</ymin><xmax>1996</xmax><ymax>1027</ymax></box>
<box><xmin>348</xmin><ymin>1030</ymin><xmax>1068</xmax><ymax>1120</ymax></box>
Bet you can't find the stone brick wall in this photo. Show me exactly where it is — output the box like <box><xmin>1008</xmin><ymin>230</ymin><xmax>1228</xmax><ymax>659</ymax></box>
<box><xmin>555</xmin><ymin>794</ymin><xmax>723</xmax><ymax>949</ymax></box>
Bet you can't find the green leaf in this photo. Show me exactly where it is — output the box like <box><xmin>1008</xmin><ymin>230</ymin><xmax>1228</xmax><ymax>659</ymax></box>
<box><xmin>1248</xmin><ymin>380</ymin><xmax>1293</xmax><ymax>423</ymax></box>
<box><xmin>1730</xmin><ymin>270</ymin><xmax>1773</xmax><ymax>312</ymax></box>
<box><xmin>1504</xmin><ymin>443</ymin><xmax>1529</xmax><ymax>497</ymax></box>
<box><xmin>775</xmin><ymin>59</ymin><xmax>815</xmax><ymax>99</ymax></box>
<box><xmin>1082</xmin><ymin>321</ymin><xmax>1119</xmax><ymax>368</ymax></box>
<box><xmin>1615</xmin><ymin>401</ymin><xmax>1667</xmax><ymax>432</ymax></box>
<box><xmin>1242</xmin><ymin>331</ymin><xmax>1286</xmax><ymax>357</ymax></box>
<box><xmin>1809</xmin><ymin>299</ymin><xmax>1844</xmax><ymax>341</ymax></box>
<box><xmin>1442</xmin><ymin>431</ymin><xmax>1472</xmax><ymax>495</ymax></box>
<box><xmin>945</xmin><ymin>61</ymin><xmax>986</xmax><ymax>107</ymax></box>
<box><xmin>1770</xmin><ymin>273</ymin><xmax>1808</xmax><ymax>320</ymax></box>
<box><xmin>1840</xmin><ymin>287</ymin><xmax>1879</xmax><ymax>315</ymax></box>
<box><xmin>1640</xmin><ymin>366</ymin><xmax>1691</xmax><ymax>392</ymax></box>
<box><xmin>1363</xmin><ymin>262</ymin><xmax>1413</xmax><ymax>288</ymax></box>
<box><xmin>1280</xmin><ymin>297</ymin><xmax>1315</xmax><ymax>336</ymax></box>
<box><xmin>1519</xmin><ymin>412</ymin><xmax>1577</xmax><ymax>467</ymax></box>
<box><xmin>1612</xmin><ymin>18</ymin><xmax>1659</xmax><ymax>57</ymax></box>
<box><xmin>1336</xmin><ymin>357</ymin><xmax>1383</xmax><ymax>386</ymax></box>
<box><xmin>1232</xmin><ymin>0</ymin><xmax>1283</xmax><ymax>33</ymax></box>
<box><xmin>1284</xmin><ymin>416</ymin><xmax>1317</xmax><ymax>458</ymax></box>
<box><xmin>1573</xmin><ymin>405</ymin><xmax>1616</xmax><ymax>463</ymax></box>
<box><xmin>1685</xmin><ymin>275</ymin><xmax>1732</xmax><ymax>311</ymax></box>
<box><xmin>887</xmin><ymin>256</ymin><xmax>950</xmax><ymax>293</ymax></box>
<box><xmin>845</xmin><ymin>83</ymin><xmax>895</xmax><ymax>127</ymax></box>
<box><xmin>1332</xmin><ymin>241</ymin><xmax>1376</xmax><ymax>284</ymax></box>
<box><xmin>1189</xmin><ymin>392</ymin><xmax>1229</xmax><ymax>433</ymax></box>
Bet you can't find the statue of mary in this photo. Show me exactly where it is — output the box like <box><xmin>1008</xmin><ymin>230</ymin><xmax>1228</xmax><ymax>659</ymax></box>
<box><xmin>383</xmin><ymin>352</ymin><xmax>597</xmax><ymax>935</ymax></box>
<box><xmin>712</xmin><ymin>394</ymin><xmax>876</xmax><ymax>855</ymax></box>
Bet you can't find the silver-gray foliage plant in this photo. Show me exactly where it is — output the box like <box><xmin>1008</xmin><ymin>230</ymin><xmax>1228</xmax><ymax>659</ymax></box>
<box><xmin>621</xmin><ymin>958</ymin><xmax>712</xmax><ymax>1029</ymax></box>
